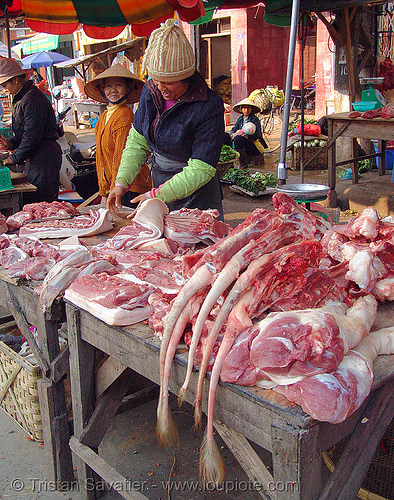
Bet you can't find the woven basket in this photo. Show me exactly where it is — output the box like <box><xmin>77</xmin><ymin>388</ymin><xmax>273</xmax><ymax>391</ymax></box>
<box><xmin>0</xmin><ymin>341</ymin><xmax>43</xmax><ymax>441</ymax></box>
<box><xmin>291</xmin><ymin>146</ymin><xmax>328</xmax><ymax>171</ymax></box>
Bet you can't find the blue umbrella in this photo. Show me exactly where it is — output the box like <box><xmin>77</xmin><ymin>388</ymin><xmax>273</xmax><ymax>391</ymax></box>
<box><xmin>21</xmin><ymin>51</ymin><xmax>71</xmax><ymax>69</ymax></box>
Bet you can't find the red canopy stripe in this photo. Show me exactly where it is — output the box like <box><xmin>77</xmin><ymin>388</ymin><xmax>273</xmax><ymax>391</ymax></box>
<box><xmin>20</xmin><ymin>0</ymin><xmax>204</xmax><ymax>38</ymax></box>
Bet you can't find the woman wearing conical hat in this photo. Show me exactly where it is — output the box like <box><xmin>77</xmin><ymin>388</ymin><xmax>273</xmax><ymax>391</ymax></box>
<box><xmin>84</xmin><ymin>64</ymin><xmax>151</xmax><ymax>206</ymax></box>
<box><xmin>227</xmin><ymin>97</ymin><xmax>267</xmax><ymax>168</ymax></box>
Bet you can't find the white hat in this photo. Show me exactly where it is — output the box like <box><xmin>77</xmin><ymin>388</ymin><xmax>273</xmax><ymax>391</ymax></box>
<box><xmin>142</xmin><ymin>19</ymin><xmax>195</xmax><ymax>83</ymax></box>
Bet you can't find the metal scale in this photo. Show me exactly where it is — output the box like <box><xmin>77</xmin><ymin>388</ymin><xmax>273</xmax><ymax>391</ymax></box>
<box><xmin>0</xmin><ymin>151</ymin><xmax>14</xmax><ymax>191</ymax></box>
<box><xmin>359</xmin><ymin>77</ymin><xmax>386</xmax><ymax>109</ymax></box>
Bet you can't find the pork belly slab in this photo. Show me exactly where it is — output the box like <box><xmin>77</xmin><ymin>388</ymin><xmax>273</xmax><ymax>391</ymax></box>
<box><xmin>65</xmin><ymin>271</ymin><xmax>154</xmax><ymax>326</ymax></box>
<box><xmin>19</xmin><ymin>208</ymin><xmax>113</xmax><ymax>239</ymax></box>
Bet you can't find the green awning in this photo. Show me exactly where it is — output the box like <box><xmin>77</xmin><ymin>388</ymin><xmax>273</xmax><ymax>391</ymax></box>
<box><xmin>264</xmin><ymin>0</ymin><xmax>388</xmax><ymax>26</ymax></box>
<box><xmin>21</xmin><ymin>34</ymin><xmax>59</xmax><ymax>55</ymax></box>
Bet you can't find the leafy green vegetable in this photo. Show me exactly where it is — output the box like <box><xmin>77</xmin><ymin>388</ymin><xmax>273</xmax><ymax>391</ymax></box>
<box><xmin>358</xmin><ymin>158</ymin><xmax>373</xmax><ymax>173</ymax></box>
<box><xmin>223</xmin><ymin>168</ymin><xmax>277</xmax><ymax>195</ymax></box>
<box><xmin>219</xmin><ymin>145</ymin><xmax>238</xmax><ymax>162</ymax></box>
<box><xmin>288</xmin><ymin>118</ymin><xmax>317</xmax><ymax>132</ymax></box>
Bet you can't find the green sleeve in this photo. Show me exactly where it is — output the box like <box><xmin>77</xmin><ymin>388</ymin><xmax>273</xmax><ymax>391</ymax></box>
<box><xmin>115</xmin><ymin>126</ymin><xmax>150</xmax><ymax>188</ymax></box>
<box><xmin>155</xmin><ymin>159</ymin><xmax>216</xmax><ymax>203</ymax></box>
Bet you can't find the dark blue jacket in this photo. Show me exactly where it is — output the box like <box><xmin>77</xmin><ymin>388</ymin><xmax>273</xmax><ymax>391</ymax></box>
<box><xmin>133</xmin><ymin>72</ymin><xmax>225</xmax><ymax>168</ymax></box>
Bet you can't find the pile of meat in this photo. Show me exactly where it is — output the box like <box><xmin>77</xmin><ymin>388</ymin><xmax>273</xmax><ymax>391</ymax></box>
<box><xmin>1</xmin><ymin>195</ymin><xmax>393</xmax><ymax>486</ymax></box>
<box><xmin>349</xmin><ymin>105</ymin><xmax>394</xmax><ymax>120</ymax></box>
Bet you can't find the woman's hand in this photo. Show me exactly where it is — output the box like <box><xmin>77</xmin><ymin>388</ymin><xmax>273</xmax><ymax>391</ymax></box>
<box><xmin>130</xmin><ymin>192</ymin><xmax>152</xmax><ymax>204</ymax></box>
<box><xmin>126</xmin><ymin>192</ymin><xmax>153</xmax><ymax>219</ymax></box>
<box><xmin>0</xmin><ymin>134</ymin><xmax>12</xmax><ymax>150</ymax></box>
<box><xmin>2</xmin><ymin>156</ymin><xmax>14</xmax><ymax>165</ymax></box>
<box><xmin>106</xmin><ymin>185</ymin><xmax>126</xmax><ymax>212</ymax></box>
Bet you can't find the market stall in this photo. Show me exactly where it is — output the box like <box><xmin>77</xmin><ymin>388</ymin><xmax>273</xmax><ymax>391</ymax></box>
<box><xmin>326</xmin><ymin>112</ymin><xmax>392</xmax><ymax>207</ymax></box>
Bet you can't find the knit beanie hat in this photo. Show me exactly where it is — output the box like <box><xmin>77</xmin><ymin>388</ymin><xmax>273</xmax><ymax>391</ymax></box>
<box><xmin>142</xmin><ymin>19</ymin><xmax>195</xmax><ymax>83</ymax></box>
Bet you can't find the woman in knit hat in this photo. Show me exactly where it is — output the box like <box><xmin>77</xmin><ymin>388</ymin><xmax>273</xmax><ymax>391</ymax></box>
<box><xmin>107</xmin><ymin>19</ymin><xmax>225</xmax><ymax>219</ymax></box>
<box><xmin>225</xmin><ymin>97</ymin><xmax>267</xmax><ymax>168</ymax></box>
<box><xmin>0</xmin><ymin>58</ymin><xmax>61</xmax><ymax>204</ymax></box>
<box><xmin>84</xmin><ymin>63</ymin><xmax>151</xmax><ymax>206</ymax></box>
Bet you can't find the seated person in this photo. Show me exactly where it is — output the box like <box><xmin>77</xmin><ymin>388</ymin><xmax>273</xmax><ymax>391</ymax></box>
<box><xmin>224</xmin><ymin>98</ymin><xmax>267</xmax><ymax>168</ymax></box>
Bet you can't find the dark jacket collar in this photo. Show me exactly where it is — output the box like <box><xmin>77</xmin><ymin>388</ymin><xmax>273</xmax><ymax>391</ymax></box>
<box><xmin>13</xmin><ymin>79</ymin><xmax>35</xmax><ymax>104</ymax></box>
<box><xmin>147</xmin><ymin>71</ymin><xmax>209</xmax><ymax>112</ymax></box>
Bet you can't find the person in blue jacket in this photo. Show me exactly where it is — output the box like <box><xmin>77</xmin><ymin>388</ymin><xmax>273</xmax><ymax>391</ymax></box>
<box><xmin>225</xmin><ymin>97</ymin><xmax>267</xmax><ymax>168</ymax></box>
<box><xmin>0</xmin><ymin>58</ymin><xmax>61</xmax><ymax>204</ymax></box>
<box><xmin>107</xmin><ymin>19</ymin><xmax>225</xmax><ymax>220</ymax></box>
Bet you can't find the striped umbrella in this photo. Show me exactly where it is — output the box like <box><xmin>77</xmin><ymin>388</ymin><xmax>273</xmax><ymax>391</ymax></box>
<box><xmin>19</xmin><ymin>0</ymin><xmax>206</xmax><ymax>38</ymax></box>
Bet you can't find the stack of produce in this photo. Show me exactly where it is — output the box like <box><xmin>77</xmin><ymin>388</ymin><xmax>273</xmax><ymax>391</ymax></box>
<box><xmin>213</xmin><ymin>76</ymin><xmax>231</xmax><ymax>104</ymax></box>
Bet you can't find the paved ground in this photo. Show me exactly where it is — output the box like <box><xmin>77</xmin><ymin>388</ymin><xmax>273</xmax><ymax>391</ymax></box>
<box><xmin>1</xmin><ymin>124</ymin><xmax>391</xmax><ymax>500</ymax></box>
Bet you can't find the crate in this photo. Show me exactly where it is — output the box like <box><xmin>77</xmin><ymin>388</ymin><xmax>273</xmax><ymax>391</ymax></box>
<box><xmin>291</xmin><ymin>146</ymin><xmax>328</xmax><ymax>170</ymax></box>
<box><xmin>0</xmin><ymin>340</ymin><xmax>43</xmax><ymax>441</ymax></box>
<box><xmin>217</xmin><ymin>158</ymin><xmax>239</xmax><ymax>179</ymax></box>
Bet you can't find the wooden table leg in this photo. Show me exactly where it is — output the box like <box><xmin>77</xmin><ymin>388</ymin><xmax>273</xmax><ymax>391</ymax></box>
<box><xmin>318</xmin><ymin>379</ymin><xmax>394</xmax><ymax>500</ymax></box>
<box><xmin>67</xmin><ymin>305</ymin><xmax>97</xmax><ymax>500</ymax></box>
<box><xmin>351</xmin><ymin>138</ymin><xmax>359</xmax><ymax>184</ymax></box>
<box><xmin>378</xmin><ymin>139</ymin><xmax>386</xmax><ymax>176</ymax></box>
<box><xmin>327</xmin><ymin>120</ymin><xmax>337</xmax><ymax>208</ymax></box>
<box><xmin>271</xmin><ymin>420</ymin><xmax>321</xmax><ymax>500</ymax></box>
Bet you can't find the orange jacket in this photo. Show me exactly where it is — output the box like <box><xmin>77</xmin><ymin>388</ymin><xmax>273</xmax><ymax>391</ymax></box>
<box><xmin>95</xmin><ymin>103</ymin><xmax>151</xmax><ymax>197</ymax></box>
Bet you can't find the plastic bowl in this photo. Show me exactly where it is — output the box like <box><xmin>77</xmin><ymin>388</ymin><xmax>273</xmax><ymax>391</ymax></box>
<box><xmin>352</xmin><ymin>101</ymin><xmax>377</xmax><ymax>112</ymax></box>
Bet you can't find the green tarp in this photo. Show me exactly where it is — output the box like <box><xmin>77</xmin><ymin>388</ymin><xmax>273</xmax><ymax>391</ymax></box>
<box><xmin>264</xmin><ymin>0</ymin><xmax>387</xmax><ymax>26</ymax></box>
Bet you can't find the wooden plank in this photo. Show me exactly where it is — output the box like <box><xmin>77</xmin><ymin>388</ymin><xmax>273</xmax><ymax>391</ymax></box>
<box><xmin>318</xmin><ymin>379</ymin><xmax>394</xmax><ymax>500</ymax></box>
<box><xmin>5</xmin><ymin>284</ymin><xmax>50</xmax><ymax>375</ymax></box>
<box><xmin>66</xmin><ymin>305</ymin><xmax>97</xmax><ymax>500</ymax></box>
<box><xmin>69</xmin><ymin>436</ymin><xmax>149</xmax><ymax>500</ymax></box>
<box><xmin>49</xmin><ymin>345</ymin><xmax>70</xmax><ymax>384</ymax></box>
<box><xmin>80</xmin><ymin>368</ymin><xmax>132</xmax><ymax>449</ymax></box>
<box><xmin>214</xmin><ymin>420</ymin><xmax>274</xmax><ymax>500</ymax></box>
<box><xmin>37</xmin><ymin>378</ymin><xmax>74</xmax><ymax>485</ymax></box>
<box><xmin>271</xmin><ymin>420</ymin><xmax>321</xmax><ymax>500</ymax></box>
<box><xmin>95</xmin><ymin>355</ymin><xmax>128</xmax><ymax>399</ymax></box>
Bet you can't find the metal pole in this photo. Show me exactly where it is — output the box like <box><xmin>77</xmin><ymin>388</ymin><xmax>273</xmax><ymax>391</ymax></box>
<box><xmin>5</xmin><ymin>7</ymin><xmax>11</xmax><ymax>58</ymax></box>
<box><xmin>300</xmin><ymin>32</ymin><xmax>305</xmax><ymax>183</ymax></box>
<box><xmin>277</xmin><ymin>0</ymin><xmax>301</xmax><ymax>185</ymax></box>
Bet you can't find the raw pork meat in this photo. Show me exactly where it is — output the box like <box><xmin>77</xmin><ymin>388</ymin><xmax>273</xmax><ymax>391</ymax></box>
<box><xmin>272</xmin><ymin>191</ymin><xmax>331</xmax><ymax>240</ymax></box>
<box><xmin>164</xmin><ymin>208</ymin><xmax>232</xmax><ymax>244</ymax></box>
<box><xmin>104</xmin><ymin>199</ymin><xmax>168</xmax><ymax>251</ymax></box>
<box><xmin>0</xmin><ymin>246</ymin><xmax>29</xmax><ymax>268</ymax></box>
<box><xmin>65</xmin><ymin>271</ymin><xmax>154</xmax><ymax>325</ymax></box>
<box><xmin>274</xmin><ymin>326</ymin><xmax>394</xmax><ymax>423</ymax></box>
<box><xmin>19</xmin><ymin>208</ymin><xmax>113</xmax><ymax>239</ymax></box>
<box><xmin>6</xmin><ymin>201</ymin><xmax>80</xmax><ymax>231</ymax></box>
<box><xmin>243</xmin><ymin>295</ymin><xmax>377</xmax><ymax>386</ymax></box>
<box><xmin>6</xmin><ymin>257</ymin><xmax>56</xmax><ymax>280</ymax></box>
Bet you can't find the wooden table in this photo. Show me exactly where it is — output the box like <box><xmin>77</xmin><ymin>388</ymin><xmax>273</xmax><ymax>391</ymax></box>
<box><xmin>326</xmin><ymin>112</ymin><xmax>393</xmax><ymax>207</ymax></box>
<box><xmin>0</xmin><ymin>207</ymin><xmax>131</xmax><ymax>486</ymax></box>
<box><xmin>66</xmin><ymin>300</ymin><xmax>394</xmax><ymax>500</ymax></box>
<box><xmin>0</xmin><ymin>181</ymin><xmax>37</xmax><ymax>216</ymax></box>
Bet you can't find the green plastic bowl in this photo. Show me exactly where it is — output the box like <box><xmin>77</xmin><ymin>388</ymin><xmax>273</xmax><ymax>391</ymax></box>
<box><xmin>352</xmin><ymin>101</ymin><xmax>377</xmax><ymax>112</ymax></box>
